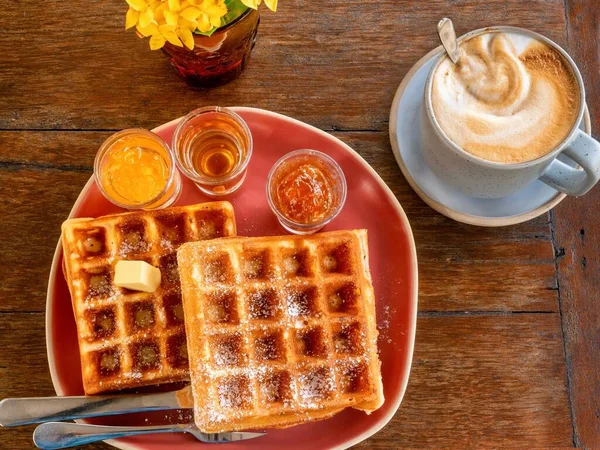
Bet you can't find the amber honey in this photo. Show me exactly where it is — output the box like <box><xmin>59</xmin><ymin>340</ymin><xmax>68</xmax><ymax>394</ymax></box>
<box><xmin>188</xmin><ymin>128</ymin><xmax>240</xmax><ymax>178</ymax></box>
<box><xmin>173</xmin><ymin>107</ymin><xmax>252</xmax><ymax>196</ymax></box>
<box><xmin>94</xmin><ymin>129</ymin><xmax>181</xmax><ymax>210</ymax></box>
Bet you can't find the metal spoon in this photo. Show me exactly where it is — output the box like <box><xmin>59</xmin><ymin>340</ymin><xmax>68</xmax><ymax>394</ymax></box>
<box><xmin>437</xmin><ymin>18</ymin><xmax>461</xmax><ymax>64</ymax></box>
<box><xmin>33</xmin><ymin>422</ymin><xmax>265</xmax><ymax>449</ymax></box>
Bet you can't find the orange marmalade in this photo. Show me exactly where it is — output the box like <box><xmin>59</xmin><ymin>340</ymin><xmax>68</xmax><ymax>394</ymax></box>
<box><xmin>268</xmin><ymin>150</ymin><xmax>347</xmax><ymax>234</ymax></box>
<box><xmin>95</xmin><ymin>129</ymin><xmax>180</xmax><ymax>210</ymax></box>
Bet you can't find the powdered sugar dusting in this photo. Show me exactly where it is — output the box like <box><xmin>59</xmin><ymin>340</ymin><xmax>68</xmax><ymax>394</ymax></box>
<box><xmin>378</xmin><ymin>305</ymin><xmax>395</xmax><ymax>344</ymax></box>
<box><xmin>298</xmin><ymin>367</ymin><xmax>335</xmax><ymax>406</ymax></box>
<box><xmin>179</xmin><ymin>230</ymin><xmax>383</xmax><ymax>430</ymax></box>
<box><xmin>217</xmin><ymin>376</ymin><xmax>250</xmax><ymax>409</ymax></box>
<box><xmin>213</xmin><ymin>337</ymin><xmax>242</xmax><ymax>366</ymax></box>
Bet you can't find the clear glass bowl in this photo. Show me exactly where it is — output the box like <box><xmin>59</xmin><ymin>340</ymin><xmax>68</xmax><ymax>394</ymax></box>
<box><xmin>172</xmin><ymin>106</ymin><xmax>253</xmax><ymax>197</ymax></box>
<box><xmin>267</xmin><ymin>149</ymin><xmax>347</xmax><ymax>235</ymax></box>
<box><xmin>94</xmin><ymin>129</ymin><xmax>182</xmax><ymax>210</ymax></box>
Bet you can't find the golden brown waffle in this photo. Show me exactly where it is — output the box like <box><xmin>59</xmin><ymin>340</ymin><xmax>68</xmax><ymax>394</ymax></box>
<box><xmin>177</xmin><ymin>229</ymin><xmax>384</xmax><ymax>432</ymax></box>
<box><xmin>61</xmin><ymin>201</ymin><xmax>236</xmax><ymax>395</ymax></box>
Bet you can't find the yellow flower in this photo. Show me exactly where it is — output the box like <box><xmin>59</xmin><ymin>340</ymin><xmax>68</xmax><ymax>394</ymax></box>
<box><xmin>240</xmin><ymin>0</ymin><xmax>277</xmax><ymax>12</ymax></box>
<box><xmin>125</xmin><ymin>0</ymin><xmax>155</xmax><ymax>28</ymax></box>
<box><xmin>125</xmin><ymin>0</ymin><xmax>277</xmax><ymax>50</ymax></box>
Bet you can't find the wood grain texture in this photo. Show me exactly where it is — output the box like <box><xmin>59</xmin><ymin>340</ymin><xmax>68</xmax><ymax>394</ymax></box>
<box><xmin>0</xmin><ymin>0</ymin><xmax>568</xmax><ymax>131</ymax></box>
<box><xmin>358</xmin><ymin>314</ymin><xmax>572</xmax><ymax>448</ymax></box>
<box><xmin>554</xmin><ymin>0</ymin><xmax>600</xmax><ymax>447</ymax></box>
<box><xmin>0</xmin><ymin>314</ymin><xmax>571</xmax><ymax>449</ymax></box>
<box><xmin>0</xmin><ymin>169</ymin><xmax>90</xmax><ymax>312</ymax></box>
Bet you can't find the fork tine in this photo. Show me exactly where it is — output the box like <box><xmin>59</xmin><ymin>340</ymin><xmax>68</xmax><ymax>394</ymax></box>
<box><xmin>196</xmin><ymin>431</ymin><xmax>266</xmax><ymax>443</ymax></box>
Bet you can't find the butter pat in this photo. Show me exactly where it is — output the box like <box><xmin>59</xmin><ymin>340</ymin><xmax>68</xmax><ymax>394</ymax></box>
<box><xmin>114</xmin><ymin>260</ymin><xmax>161</xmax><ymax>293</ymax></box>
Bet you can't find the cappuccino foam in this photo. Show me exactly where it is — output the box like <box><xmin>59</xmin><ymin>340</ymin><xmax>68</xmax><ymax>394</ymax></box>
<box><xmin>431</xmin><ymin>32</ymin><xmax>581</xmax><ymax>164</ymax></box>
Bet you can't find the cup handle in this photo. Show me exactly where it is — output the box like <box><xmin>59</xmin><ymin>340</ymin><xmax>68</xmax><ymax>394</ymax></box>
<box><xmin>539</xmin><ymin>130</ymin><xmax>600</xmax><ymax>196</ymax></box>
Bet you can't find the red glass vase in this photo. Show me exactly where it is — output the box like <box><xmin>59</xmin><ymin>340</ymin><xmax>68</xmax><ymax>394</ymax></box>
<box><xmin>161</xmin><ymin>8</ymin><xmax>260</xmax><ymax>87</ymax></box>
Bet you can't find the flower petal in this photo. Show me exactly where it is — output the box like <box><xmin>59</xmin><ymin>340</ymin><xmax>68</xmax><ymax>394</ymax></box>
<box><xmin>197</xmin><ymin>14</ymin><xmax>212</xmax><ymax>32</ymax></box>
<box><xmin>149</xmin><ymin>33</ymin><xmax>166</xmax><ymax>50</ymax></box>
<box><xmin>179</xmin><ymin>27</ymin><xmax>195</xmax><ymax>50</ymax></box>
<box><xmin>180</xmin><ymin>6</ymin><xmax>202</xmax><ymax>20</ymax></box>
<box><xmin>164</xmin><ymin>10</ymin><xmax>179</xmax><ymax>26</ymax></box>
<box><xmin>206</xmin><ymin>4</ymin><xmax>227</xmax><ymax>17</ymax></box>
<box><xmin>209</xmin><ymin>13</ymin><xmax>221</xmax><ymax>28</ymax></box>
<box><xmin>240</xmin><ymin>0</ymin><xmax>260</xmax><ymax>9</ymax></box>
<box><xmin>168</xmin><ymin>0</ymin><xmax>181</xmax><ymax>12</ymax></box>
<box><xmin>162</xmin><ymin>30</ymin><xmax>183</xmax><ymax>46</ymax></box>
<box><xmin>138</xmin><ymin>8</ymin><xmax>155</xmax><ymax>28</ymax></box>
<box><xmin>179</xmin><ymin>18</ymin><xmax>198</xmax><ymax>30</ymax></box>
<box><xmin>264</xmin><ymin>0</ymin><xmax>277</xmax><ymax>11</ymax></box>
<box><xmin>126</xmin><ymin>0</ymin><xmax>149</xmax><ymax>12</ymax></box>
<box><xmin>137</xmin><ymin>22</ymin><xmax>160</xmax><ymax>37</ymax></box>
<box><xmin>125</xmin><ymin>8</ymin><xmax>140</xmax><ymax>29</ymax></box>
<box><xmin>154</xmin><ymin>2</ymin><xmax>169</xmax><ymax>19</ymax></box>
<box><xmin>159</xmin><ymin>23</ymin><xmax>176</xmax><ymax>33</ymax></box>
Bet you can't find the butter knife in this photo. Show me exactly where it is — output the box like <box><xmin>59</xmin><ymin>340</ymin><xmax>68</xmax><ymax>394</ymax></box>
<box><xmin>0</xmin><ymin>386</ymin><xmax>193</xmax><ymax>427</ymax></box>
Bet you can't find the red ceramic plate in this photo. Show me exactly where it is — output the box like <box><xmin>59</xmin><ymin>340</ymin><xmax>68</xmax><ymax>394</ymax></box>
<box><xmin>45</xmin><ymin>107</ymin><xmax>418</xmax><ymax>450</ymax></box>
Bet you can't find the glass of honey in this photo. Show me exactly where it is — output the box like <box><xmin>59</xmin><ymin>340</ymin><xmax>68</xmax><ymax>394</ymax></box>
<box><xmin>94</xmin><ymin>129</ymin><xmax>182</xmax><ymax>210</ymax></box>
<box><xmin>172</xmin><ymin>106</ymin><xmax>253</xmax><ymax>196</ymax></box>
<box><xmin>267</xmin><ymin>149</ymin><xmax>347</xmax><ymax>235</ymax></box>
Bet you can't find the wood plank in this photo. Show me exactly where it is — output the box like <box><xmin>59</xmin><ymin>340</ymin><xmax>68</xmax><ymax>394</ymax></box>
<box><xmin>360</xmin><ymin>314</ymin><xmax>572</xmax><ymax>448</ymax></box>
<box><xmin>0</xmin><ymin>0</ymin><xmax>568</xmax><ymax>131</ymax></box>
<box><xmin>555</xmin><ymin>0</ymin><xmax>600</xmax><ymax>447</ymax></box>
<box><xmin>0</xmin><ymin>313</ymin><xmax>55</xmax><ymax>397</ymax></box>
<box><xmin>0</xmin><ymin>131</ymin><xmax>107</xmax><ymax>168</ymax></box>
<box><xmin>420</xmin><ymin>262</ymin><xmax>558</xmax><ymax>312</ymax></box>
<box><xmin>0</xmin><ymin>169</ymin><xmax>90</xmax><ymax>312</ymax></box>
<box><xmin>0</xmin><ymin>313</ymin><xmax>571</xmax><ymax>448</ymax></box>
<box><xmin>0</xmin><ymin>312</ymin><xmax>108</xmax><ymax>449</ymax></box>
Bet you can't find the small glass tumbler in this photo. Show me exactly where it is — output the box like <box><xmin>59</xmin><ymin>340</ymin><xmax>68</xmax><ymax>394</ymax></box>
<box><xmin>94</xmin><ymin>129</ymin><xmax>182</xmax><ymax>210</ymax></box>
<box><xmin>267</xmin><ymin>149</ymin><xmax>347</xmax><ymax>235</ymax></box>
<box><xmin>173</xmin><ymin>107</ymin><xmax>253</xmax><ymax>197</ymax></box>
<box><xmin>161</xmin><ymin>8</ymin><xmax>260</xmax><ymax>87</ymax></box>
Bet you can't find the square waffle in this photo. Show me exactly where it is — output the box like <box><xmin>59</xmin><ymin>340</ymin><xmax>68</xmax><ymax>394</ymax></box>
<box><xmin>177</xmin><ymin>229</ymin><xmax>384</xmax><ymax>432</ymax></box>
<box><xmin>61</xmin><ymin>201</ymin><xmax>236</xmax><ymax>395</ymax></box>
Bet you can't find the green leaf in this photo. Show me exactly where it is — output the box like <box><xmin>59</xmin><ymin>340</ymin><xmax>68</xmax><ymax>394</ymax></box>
<box><xmin>221</xmin><ymin>0</ymin><xmax>250</xmax><ymax>27</ymax></box>
<box><xmin>193</xmin><ymin>26</ymin><xmax>218</xmax><ymax>37</ymax></box>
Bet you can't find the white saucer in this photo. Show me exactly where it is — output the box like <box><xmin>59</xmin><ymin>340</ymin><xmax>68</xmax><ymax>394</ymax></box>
<box><xmin>389</xmin><ymin>47</ymin><xmax>592</xmax><ymax>227</ymax></box>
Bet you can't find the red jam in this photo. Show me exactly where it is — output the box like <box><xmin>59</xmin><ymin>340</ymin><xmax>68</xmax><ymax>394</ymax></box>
<box><xmin>272</xmin><ymin>158</ymin><xmax>337</xmax><ymax>225</ymax></box>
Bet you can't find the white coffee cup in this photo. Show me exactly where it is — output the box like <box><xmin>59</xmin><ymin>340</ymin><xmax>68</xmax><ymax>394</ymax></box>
<box><xmin>420</xmin><ymin>26</ymin><xmax>600</xmax><ymax>199</ymax></box>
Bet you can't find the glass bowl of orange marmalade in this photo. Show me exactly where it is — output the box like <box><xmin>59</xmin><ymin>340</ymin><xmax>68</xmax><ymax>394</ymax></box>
<box><xmin>94</xmin><ymin>129</ymin><xmax>182</xmax><ymax>210</ymax></box>
<box><xmin>267</xmin><ymin>149</ymin><xmax>347</xmax><ymax>235</ymax></box>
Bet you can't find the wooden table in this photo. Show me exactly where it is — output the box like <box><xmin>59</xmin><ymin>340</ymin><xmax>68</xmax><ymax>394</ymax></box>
<box><xmin>1</xmin><ymin>1</ymin><xmax>599</xmax><ymax>448</ymax></box>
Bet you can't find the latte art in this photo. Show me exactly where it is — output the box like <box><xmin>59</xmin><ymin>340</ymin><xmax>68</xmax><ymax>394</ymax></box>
<box><xmin>432</xmin><ymin>32</ymin><xmax>581</xmax><ymax>164</ymax></box>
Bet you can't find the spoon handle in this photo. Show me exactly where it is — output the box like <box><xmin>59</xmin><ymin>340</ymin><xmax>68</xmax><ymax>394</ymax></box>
<box><xmin>33</xmin><ymin>422</ymin><xmax>185</xmax><ymax>449</ymax></box>
<box><xmin>437</xmin><ymin>18</ymin><xmax>461</xmax><ymax>63</ymax></box>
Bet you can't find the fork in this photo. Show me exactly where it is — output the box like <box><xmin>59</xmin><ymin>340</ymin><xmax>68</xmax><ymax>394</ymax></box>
<box><xmin>33</xmin><ymin>422</ymin><xmax>265</xmax><ymax>449</ymax></box>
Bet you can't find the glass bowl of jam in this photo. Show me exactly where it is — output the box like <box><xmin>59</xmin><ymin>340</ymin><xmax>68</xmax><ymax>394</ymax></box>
<box><xmin>267</xmin><ymin>149</ymin><xmax>347</xmax><ymax>235</ymax></box>
<box><xmin>94</xmin><ymin>129</ymin><xmax>182</xmax><ymax>210</ymax></box>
